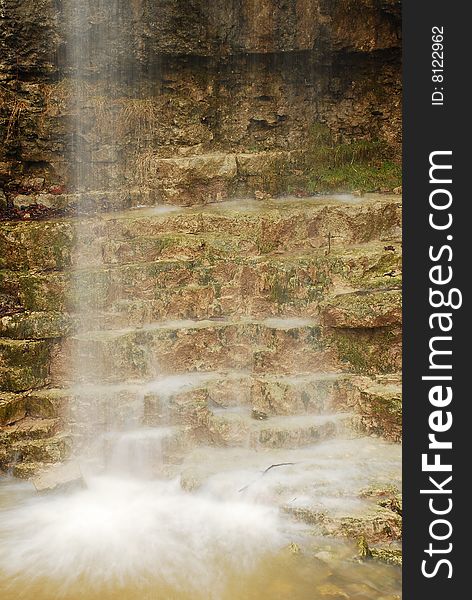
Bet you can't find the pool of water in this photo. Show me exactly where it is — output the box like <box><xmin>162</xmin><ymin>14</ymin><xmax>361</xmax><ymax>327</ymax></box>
<box><xmin>0</xmin><ymin>475</ymin><xmax>401</xmax><ymax>600</ymax></box>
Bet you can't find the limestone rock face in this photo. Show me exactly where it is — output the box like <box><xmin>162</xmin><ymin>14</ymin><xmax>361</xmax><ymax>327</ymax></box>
<box><xmin>1</xmin><ymin>1</ymin><xmax>401</xmax><ymax>200</ymax></box>
<box><xmin>0</xmin><ymin>393</ymin><xmax>27</xmax><ymax>425</ymax></box>
<box><xmin>1</xmin><ymin>1</ymin><xmax>401</xmax><ymax>73</ymax></box>
<box><xmin>349</xmin><ymin>375</ymin><xmax>402</xmax><ymax>442</ymax></box>
<box><xmin>321</xmin><ymin>289</ymin><xmax>402</xmax><ymax>329</ymax></box>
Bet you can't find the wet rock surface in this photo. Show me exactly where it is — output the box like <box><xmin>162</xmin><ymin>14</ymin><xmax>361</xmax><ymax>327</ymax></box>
<box><xmin>0</xmin><ymin>194</ymin><xmax>402</xmax><ymax>445</ymax></box>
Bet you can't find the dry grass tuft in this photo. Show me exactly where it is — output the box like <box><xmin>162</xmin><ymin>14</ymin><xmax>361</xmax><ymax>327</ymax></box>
<box><xmin>118</xmin><ymin>98</ymin><xmax>160</xmax><ymax>144</ymax></box>
<box><xmin>2</xmin><ymin>97</ymin><xmax>30</xmax><ymax>143</ymax></box>
<box><xmin>133</xmin><ymin>147</ymin><xmax>159</xmax><ymax>185</ymax></box>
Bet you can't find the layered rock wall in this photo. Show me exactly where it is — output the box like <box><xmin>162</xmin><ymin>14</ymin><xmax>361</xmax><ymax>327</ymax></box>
<box><xmin>1</xmin><ymin>0</ymin><xmax>401</xmax><ymax>205</ymax></box>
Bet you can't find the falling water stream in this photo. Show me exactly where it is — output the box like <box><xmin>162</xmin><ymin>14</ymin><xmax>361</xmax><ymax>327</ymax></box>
<box><xmin>0</xmin><ymin>2</ymin><xmax>401</xmax><ymax>598</ymax></box>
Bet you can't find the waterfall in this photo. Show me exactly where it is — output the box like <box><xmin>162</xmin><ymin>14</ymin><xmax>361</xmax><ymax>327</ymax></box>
<box><xmin>0</xmin><ymin>2</ymin><xmax>402</xmax><ymax>598</ymax></box>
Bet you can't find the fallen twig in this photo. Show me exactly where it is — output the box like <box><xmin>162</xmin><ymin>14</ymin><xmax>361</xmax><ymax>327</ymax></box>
<box><xmin>238</xmin><ymin>462</ymin><xmax>296</xmax><ymax>493</ymax></box>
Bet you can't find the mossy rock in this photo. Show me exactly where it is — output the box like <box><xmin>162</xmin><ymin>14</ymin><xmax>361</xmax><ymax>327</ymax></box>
<box><xmin>358</xmin><ymin>535</ymin><xmax>402</xmax><ymax>567</ymax></box>
<box><xmin>329</xmin><ymin>326</ymin><xmax>401</xmax><ymax>374</ymax></box>
<box><xmin>0</xmin><ymin>392</ymin><xmax>28</xmax><ymax>425</ymax></box>
<box><xmin>336</xmin><ymin>508</ymin><xmax>402</xmax><ymax>542</ymax></box>
<box><xmin>0</xmin><ymin>417</ymin><xmax>61</xmax><ymax>444</ymax></box>
<box><xmin>0</xmin><ymin>311</ymin><xmax>74</xmax><ymax>339</ymax></box>
<box><xmin>16</xmin><ymin>271</ymin><xmax>69</xmax><ymax>312</ymax></box>
<box><xmin>371</xmin><ymin>546</ymin><xmax>402</xmax><ymax>567</ymax></box>
<box><xmin>26</xmin><ymin>388</ymin><xmax>71</xmax><ymax>419</ymax></box>
<box><xmin>0</xmin><ymin>338</ymin><xmax>53</xmax><ymax>391</ymax></box>
<box><xmin>287</xmin><ymin>504</ymin><xmax>401</xmax><ymax>544</ymax></box>
<box><xmin>348</xmin><ymin>377</ymin><xmax>402</xmax><ymax>442</ymax></box>
<box><xmin>0</xmin><ymin>220</ymin><xmax>74</xmax><ymax>271</ymax></box>
<box><xmin>11</xmin><ymin>434</ymin><xmax>72</xmax><ymax>464</ymax></box>
<box><xmin>322</xmin><ymin>289</ymin><xmax>401</xmax><ymax>329</ymax></box>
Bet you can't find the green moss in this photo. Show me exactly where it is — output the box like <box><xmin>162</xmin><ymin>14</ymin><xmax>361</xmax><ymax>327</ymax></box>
<box><xmin>306</xmin><ymin>285</ymin><xmax>324</xmax><ymax>302</ymax></box>
<box><xmin>331</xmin><ymin>327</ymin><xmax>401</xmax><ymax>374</ymax></box>
<box><xmin>254</xmin><ymin>232</ymin><xmax>279</xmax><ymax>255</ymax></box>
<box><xmin>357</xmin><ymin>536</ymin><xmax>402</xmax><ymax>567</ymax></box>
<box><xmin>334</xmin><ymin>333</ymin><xmax>370</xmax><ymax>372</ymax></box>
<box><xmin>306</xmin><ymin>326</ymin><xmax>323</xmax><ymax>350</ymax></box>
<box><xmin>371</xmin><ymin>547</ymin><xmax>402</xmax><ymax>567</ymax></box>
<box><xmin>358</xmin><ymin>535</ymin><xmax>372</xmax><ymax>558</ymax></box>
<box><xmin>349</xmin><ymin>378</ymin><xmax>403</xmax><ymax>442</ymax></box>
<box><xmin>28</xmin><ymin>223</ymin><xmax>74</xmax><ymax>270</ymax></box>
<box><xmin>0</xmin><ymin>221</ymin><xmax>74</xmax><ymax>271</ymax></box>
<box><xmin>307</xmin><ymin>161</ymin><xmax>401</xmax><ymax>194</ymax></box>
<box><xmin>368</xmin><ymin>394</ymin><xmax>402</xmax><ymax>435</ymax></box>
<box><xmin>309</xmin><ymin>123</ymin><xmax>333</xmax><ymax>146</ymax></box>
<box><xmin>269</xmin><ymin>278</ymin><xmax>292</xmax><ymax>306</ymax></box>
<box><xmin>300</xmin><ymin>126</ymin><xmax>402</xmax><ymax>194</ymax></box>
<box><xmin>17</xmin><ymin>271</ymin><xmax>68</xmax><ymax>312</ymax></box>
<box><xmin>0</xmin><ymin>311</ymin><xmax>74</xmax><ymax>339</ymax></box>
<box><xmin>212</xmin><ymin>282</ymin><xmax>222</xmax><ymax>298</ymax></box>
<box><xmin>0</xmin><ymin>338</ymin><xmax>52</xmax><ymax>391</ymax></box>
<box><xmin>198</xmin><ymin>267</ymin><xmax>214</xmax><ymax>286</ymax></box>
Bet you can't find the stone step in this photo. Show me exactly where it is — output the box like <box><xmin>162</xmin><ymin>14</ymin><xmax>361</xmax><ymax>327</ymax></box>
<box><xmin>51</xmin><ymin>317</ymin><xmax>401</xmax><ymax>384</ymax></box>
<box><xmin>118</xmin><ymin>150</ymin><xmax>306</xmax><ymax>206</ymax></box>
<box><xmin>0</xmin><ymin>433</ymin><xmax>72</xmax><ymax>474</ymax></box>
<box><xmin>248</xmin><ymin>373</ymin><xmax>352</xmax><ymax>417</ymax></box>
<box><xmin>329</xmin><ymin>325</ymin><xmax>402</xmax><ymax>376</ymax></box>
<box><xmin>0</xmin><ymin>411</ymin><xmax>349</xmax><ymax>478</ymax></box>
<box><xmin>19</xmin><ymin>372</ymin><xmax>351</xmax><ymax>426</ymax></box>
<box><xmin>0</xmin><ymin>194</ymin><xmax>401</xmax><ymax>271</ymax></box>
<box><xmin>344</xmin><ymin>375</ymin><xmax>402</xmax><ymax>442</ymax></box>
<box><xmin>77</xmin><ymin>413</ymin><xmax>353</xmax><ymax>476</ymax></box>
<box><xmin>145</xmin><ymin>372</ymin><xmax>354</xmax><ymax>424</ymax></box>
<box><xmin>51</xmin><ymin>319</ymin><xmax>336</xmax><ymax>383</ymax></box>
<box><xmin>13</xmin><ymin>150</ymin><xmax>312</xmax><ymax>208</ymax></box>
<box><xmin>0</xmin><ymin>414</ymin><xmax>67</xmax><ymax>476</ymax></box>
<box><xmin>0</xmin><ymin>416</ymin><xmax>61</xmax><ymax>444</ymax></box>
<box><xmin>32</xmin><ymin>462</ymin><xmax>85</xmax><ymax>493</ymax></box>
<box><xmin>0</xmin><ymin>338</ymin><xmax>53</xmax><ymax>392</ymax></box>
<box><xmin>198</xmin><ymin>410</ymin><xmax>353</xmax><ymax>449</ymax></box>
<box><xmin>0</xmin><ymin>314</ymin><xmax>401</xmax><ymax>394</ymax></box>
<box><xmin>0</xmin><ymin>392</ymin><xmax>28</xmax><ymax>425</ymax></box>
<box><xmin>284</xmin><ymin>501</ymin><xmax>402</xmax><ymax>545</ymax></box>
<box><xmin>0</xmin><ymin>241</ymin><xmax>402</xmax><ymax>319</ymax></box>
<box><xmin>0</xmin><ymin>371</ymin><xmax>401</xmax><ymax>476</ymax></box>
<box><xmin>3</xmin><ymin>372</ymin><xmax>401</xmax><ymax>443</ymax></box>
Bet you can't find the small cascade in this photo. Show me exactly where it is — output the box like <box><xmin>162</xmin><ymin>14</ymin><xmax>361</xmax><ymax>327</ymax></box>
<box><xmin>0</xmin><ymin>196</ymin><xmax>403</xmax><ymax>597</ymax></box>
